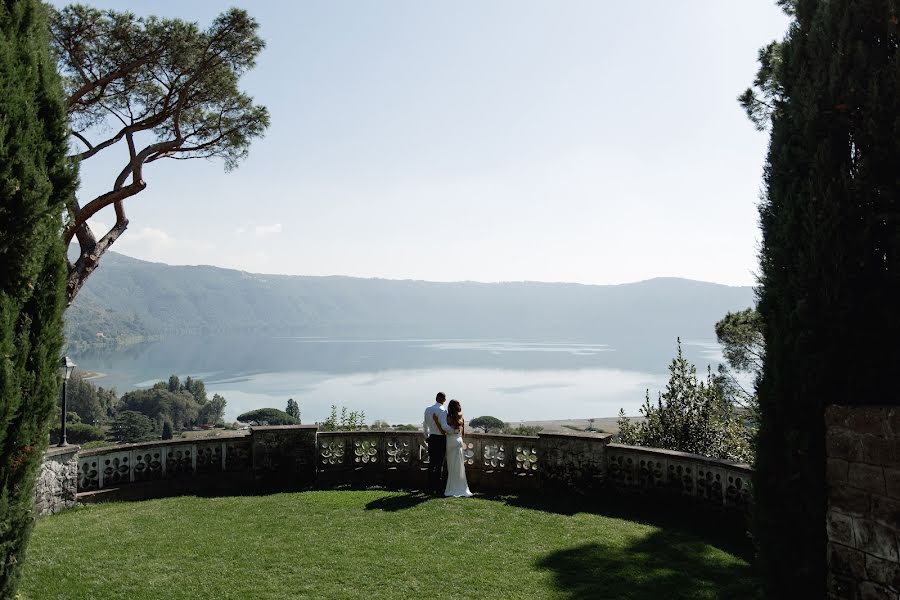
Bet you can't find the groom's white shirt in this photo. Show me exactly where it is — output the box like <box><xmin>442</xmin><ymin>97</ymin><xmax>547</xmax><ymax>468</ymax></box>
<box><xmin>423</xmin><ymin>402</ymin><xmax>452</xmax><ymax>436</ymax></box>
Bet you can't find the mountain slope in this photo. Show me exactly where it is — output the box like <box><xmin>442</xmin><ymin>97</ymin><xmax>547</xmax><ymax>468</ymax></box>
<box><xmin>65</xmin><ymin>252</ymin><xmax>755</xmax><ymax>347</ymax></box>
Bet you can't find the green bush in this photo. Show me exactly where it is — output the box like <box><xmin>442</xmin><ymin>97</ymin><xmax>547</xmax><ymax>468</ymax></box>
<box><xmin>617</xmin><ymin>339</ymin><xmax>753</xmax><ymax>463</ymax></box>
<box><xmin>49</xmin><ymin>423</ymin><xmax>106</xmax><ymax>445</ymax></box>
<box><xmin>319</xmin><ymin>405</ymin><xmax>365</xmax><ymax>432</ymax></box>
<box><xmin>236</xmin><ymin>408</ymin><xmax>299</xmax><ymax>426</ymax></box>
<box><xmin>79</xmin><ymin>440</ymin><xmax>116</xmax><ymax>450</ymax></box>
<box><xmin>502</xmin><ymin>425</ymin><xmax>543</xmax><ymax>436</ymax></box>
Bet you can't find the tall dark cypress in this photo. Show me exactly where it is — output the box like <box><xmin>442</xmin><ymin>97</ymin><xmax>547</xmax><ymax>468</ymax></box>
<box><xmin>753</xmin><ymin>0</ymin><xmax>899</xmax><ymax>596</ymax></box>
<box><xmin>0</xmin><ymin>0</ymin><xmax>76</xmax><ymax>595</ymax></box>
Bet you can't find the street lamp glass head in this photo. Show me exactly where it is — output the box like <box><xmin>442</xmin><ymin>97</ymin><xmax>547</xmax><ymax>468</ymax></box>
<box><xmin>60</xmin><ymin>356</ymin><xmax>76</xmax><ymax>380</ymax></box>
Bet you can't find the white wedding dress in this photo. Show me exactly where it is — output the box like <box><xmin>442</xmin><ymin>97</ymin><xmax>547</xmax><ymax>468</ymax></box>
<box><xmin>445</xmin><ymin>430</ymin><xmax>473</xmax><ymax>497</ymax></box>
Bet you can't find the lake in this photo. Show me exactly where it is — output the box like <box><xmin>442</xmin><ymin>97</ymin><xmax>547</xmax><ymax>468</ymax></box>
<box><xmin>70</xmin><ymin>336</ymin><xmax>728</xmax><ymax>424</ymax></box>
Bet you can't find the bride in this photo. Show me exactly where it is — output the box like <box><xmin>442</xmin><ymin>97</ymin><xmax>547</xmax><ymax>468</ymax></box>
<box><xmin>444</xmin><ymin>399</ymin><xmax>473</xmax><ymax>497</ymax></box>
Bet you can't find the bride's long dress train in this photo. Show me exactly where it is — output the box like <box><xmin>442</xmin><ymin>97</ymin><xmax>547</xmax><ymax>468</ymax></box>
<box><xmin>445</xmin><ymin>433</ymin><xmax>473</xmax><ymax>497</ymax></box>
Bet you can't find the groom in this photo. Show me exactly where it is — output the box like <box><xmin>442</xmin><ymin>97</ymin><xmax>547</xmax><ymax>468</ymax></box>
<box><xmin>423</xmin><ymin>391</ymin><xmax>452</xmax><ymax>495</ymax></box>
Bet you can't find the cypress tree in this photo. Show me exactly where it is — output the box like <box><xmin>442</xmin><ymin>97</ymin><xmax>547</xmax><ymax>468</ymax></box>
<box><xmin>749</xmin><ymin>0</ymin><xmax>899</xmax><ymax>596</ymax></box>
<box><xmin>0</xmin><ymin>0</ymin><xmax>76</xmax><ymax>595</ymax></box>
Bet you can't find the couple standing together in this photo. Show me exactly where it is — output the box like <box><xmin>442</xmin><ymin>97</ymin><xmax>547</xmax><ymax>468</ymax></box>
<box><xmin>423</xmin><ymin>392</ymin><xmax>473</xmax><ymax>497</ymax></box>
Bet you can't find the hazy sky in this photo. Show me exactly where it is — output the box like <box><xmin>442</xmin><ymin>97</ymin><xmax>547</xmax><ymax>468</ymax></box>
<box><xmin>65</xmin><ymin>1</ymin><xmax>789</xmax><ymax>286</ymax></box>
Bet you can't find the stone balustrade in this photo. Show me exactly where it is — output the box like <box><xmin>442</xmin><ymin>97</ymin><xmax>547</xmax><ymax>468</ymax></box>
<box><xmin>606</xmin><ymin>443</ymin><xmax>754</xmax><ymax>512</ymax></box>
<box><xmin>76</xmin><ymin>435</ymin><xmax>252</xmax><ymax>491</ymax></box>
<box><xmin>315</xmin><ymin>431</ymin><xmax>547</xmax><ymax>491</ymax></box>
<box><xmin>38</xmin><ymin>427</ymin><xmax>755</xmax><ymax>517</ymax></box>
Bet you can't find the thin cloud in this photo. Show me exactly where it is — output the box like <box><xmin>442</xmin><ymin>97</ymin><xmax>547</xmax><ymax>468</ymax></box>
<box><xmin>254</xmin><ymin>223</ymin><xmax>283</xmax><ymax>237</ymax></box>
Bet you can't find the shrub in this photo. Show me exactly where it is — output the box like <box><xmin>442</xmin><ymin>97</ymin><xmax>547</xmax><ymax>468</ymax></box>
<box><xmin>79</xmin><ymin>441</ymin><xmax>116</xmax><ymax>450</ymax></box>
<box><xmin>617</xmin><ymin>339</ymin><xmax>753</xmax><ymax>463</ymax></box>
<box><xmin>49</xmin><ymin>424</ymin><xmax>106</xmax><ymax>445</ymax></box>
<box><xmin>161</xmin><ymin>421</ymin><xmax>173</xmax><ymax>440</ymax></box>
<box><xmin>320</xmin><ymin>405</ymin><xmax>366</xmax><ymax>432</ymax></box>
<box><xmin>502</xmin><ymin>425</ymin><xmax>543</xmax><ymax>436</ymax></box>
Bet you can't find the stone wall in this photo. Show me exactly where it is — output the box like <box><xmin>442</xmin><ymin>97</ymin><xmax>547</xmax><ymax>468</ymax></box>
<box><xmin>538</xmin><ymin>431</ymin><xmax>611</xmax><ymax>492</ymax></box>
<box><xmin>252</xmin><ymin>425</ymin><xmax>318</xmax><ymax>487</ymax></box>
<box><xmin>826</xmin><ymin>405</ymin><xmax>900</xmax><ymax>599</ymax></box>
<box><xmin>34</xmin><ymin>446</ymin><xmax>79</xmax><ymax>516</ymax></box>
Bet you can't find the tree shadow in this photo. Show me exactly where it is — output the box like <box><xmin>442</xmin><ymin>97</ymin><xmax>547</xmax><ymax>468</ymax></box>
<box><xmin>495</xmin><ymin>489</ymin><xmax>755</xmax><ymax>562</ymax></box>
<box><xmin>364</xmin><ymin>490</ymin><xmax>433</xmax><ymax>512</ymax></box>
<box><xmin>536</xmin><ymin>533</ymin><xmax>759</xmax><ymax>600</ymax></box>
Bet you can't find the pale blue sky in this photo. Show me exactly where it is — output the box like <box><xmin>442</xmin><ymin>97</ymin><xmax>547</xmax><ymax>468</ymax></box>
<box><xmin>64</xmin><ymin>1</ymin><xmax>789</xmax><ymax>286</ymax></box>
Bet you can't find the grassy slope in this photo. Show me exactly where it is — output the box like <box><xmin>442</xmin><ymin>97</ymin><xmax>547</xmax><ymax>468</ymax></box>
<box><xmin>21</xmin><ymin>490</ymin><xmax>756</xmax><ymax>600</ymax></box>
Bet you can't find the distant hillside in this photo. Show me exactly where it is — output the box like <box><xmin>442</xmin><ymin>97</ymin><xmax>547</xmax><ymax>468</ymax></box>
<box><xmin>65</xmin><ymin>252</ymin><xmax>755</xmax><ymax>349</ymax></box>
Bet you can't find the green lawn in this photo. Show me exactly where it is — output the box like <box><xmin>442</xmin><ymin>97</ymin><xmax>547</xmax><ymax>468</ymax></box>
<box><xmin>21</xmin><ymin>490</ymin><xmax>757</xmax><ymax>600</ymax></box>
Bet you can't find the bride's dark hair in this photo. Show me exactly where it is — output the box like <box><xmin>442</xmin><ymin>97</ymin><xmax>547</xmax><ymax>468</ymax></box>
<box><xmin>447</xmin><ymin>399</ymin><xmax>463</xmax><ymax>428</ymax></box>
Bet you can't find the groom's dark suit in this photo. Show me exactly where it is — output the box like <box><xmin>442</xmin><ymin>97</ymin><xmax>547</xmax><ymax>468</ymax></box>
<box><xmin>423</xmin><ymin>401</ymin><xmax>449</xmax><ymax>494</ymax></box>
<box><xmin>427</xmin><ymin>434</ymin><xmax>447</xmax><ymax>494</ymax></box>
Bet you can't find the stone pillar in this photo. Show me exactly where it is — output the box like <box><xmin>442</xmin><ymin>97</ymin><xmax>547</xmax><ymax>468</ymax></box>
<box><xmin>538</xmin><ymin>432</ymin><xmax>612</xmax><ymax>492</ymax></box>
<box><xmin>825</xmin><ymin>405</ymin><xmax>900</xmax><ymax>599</ymax></box>
<box><xmin>250</xmin><ymin>425</ymin><xmax>318</xmax><ymax>488</ymax></box>
<box><xmin>34</xmin><ymin>446</ymin><xmax>79</xmax><ymax>516</ymax></box>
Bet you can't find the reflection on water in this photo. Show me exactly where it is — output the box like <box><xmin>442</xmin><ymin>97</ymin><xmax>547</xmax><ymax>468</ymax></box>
<box><xmin>72</xmin><ymin>336</ymin><xmax>725</xmax><ymax>423</ymax></box>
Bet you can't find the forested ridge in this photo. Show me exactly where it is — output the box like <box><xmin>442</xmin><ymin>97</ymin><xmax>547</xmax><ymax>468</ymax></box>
<box><xmin>66</xmin><ymin>252</ymin><xmax>754</xmax><ymax>348</ymax></box>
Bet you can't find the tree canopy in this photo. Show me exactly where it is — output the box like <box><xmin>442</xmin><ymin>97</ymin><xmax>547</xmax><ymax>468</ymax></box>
<box><xmin>714</xmin><ymin>308</ymin><xmax>763</xmax><ymax>411</ymax></box>
<box><xmin>285</xmin><ymin>398</ymin><xmax>300</xmax><ymax>420</ymax></box>
<box><xmin>469</xmin><ymin>416</ymin><xmax>506</xmax><ymax>433</ymax></box>
<box><xmin>236</xmin><ymin>408</ymin><xmax>299</xmax><ymax>426</ymax></box>
<box><xmin>49</xmin><ymin>5</ymin><xmax>270</xmax><ymax>304</ymax></box>
<box><xmin>111</xmin><ymin>410</ymin><xmax>155</xmax><ymax>443</ymax></box>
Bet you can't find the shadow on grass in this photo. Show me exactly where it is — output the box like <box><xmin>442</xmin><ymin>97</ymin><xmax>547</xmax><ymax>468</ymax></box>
<box><xmin>364</xmin><ymin>490</ymin><xmax>433</xmax><ymax>512</ymax></box>
<box><xmin>497</xmin><ymin>489</ymin><xmax>755</xmax><ymax>562</ymax></box>
<box><xmin>536</xmin><ymin>533</ymin><xmax>758</xmax><ymax>600</ymax></box>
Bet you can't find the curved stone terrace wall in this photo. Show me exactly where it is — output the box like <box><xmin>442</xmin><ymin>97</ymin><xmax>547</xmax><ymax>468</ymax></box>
<box><xmin>606</xmin><ymin>443</ymin><xmax>754</xmax><ymax>512</ymax></box>
<box><xmin>53</xmin><ymin>426</ymin><xmax>752</xmax><ymax>515</ymax></box>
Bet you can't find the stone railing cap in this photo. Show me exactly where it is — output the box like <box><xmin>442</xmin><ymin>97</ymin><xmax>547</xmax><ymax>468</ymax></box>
<box><xmin>44</xmin><ymin>445</ymin><xmax>80</xmax><ymax>458</ymax></box>
<box><xmin>467</xmin><ymin>432</ymin><xmax>540</xmax><ymax>439</ymax></box>
<box><xmin>538</xmin><ymin>431</ymin><xmax>613</xmax><ymax>441</ymax></box>
<box><xmin>79</xmin><ymin>433</ymin><xmax>250</xmax><ymax>457</ymax></box>
<box><xmin>251</xmin><ymin>424</ymin><xmax>318</xmax><ymax>431</ymax></box>
<box><xmin>607</xmin><ymin>443</ymin><xmax>753</xmax><ymax>472</ymax></box>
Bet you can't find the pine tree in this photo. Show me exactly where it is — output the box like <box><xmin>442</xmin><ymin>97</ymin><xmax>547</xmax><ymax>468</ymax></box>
<box><xmin>161</xmin><ymin>421</ymin><xmax>173</xmax><ymax>440</ymax></box>
<box><xmin>745</xmin><ymin>1</ymin><xmax>899</xmax><ymax>596</ymax></box>
<box><xmin>0</xmin><ymin>0</ymin><xmax>76</xmax><ymax>595</ymax></box>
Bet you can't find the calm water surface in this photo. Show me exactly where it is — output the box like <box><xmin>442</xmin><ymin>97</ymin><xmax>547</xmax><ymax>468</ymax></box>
<box><xmin>72</xmin><ymin>336</ymin><xmax>726</xmax><ymax>423</ymax></box>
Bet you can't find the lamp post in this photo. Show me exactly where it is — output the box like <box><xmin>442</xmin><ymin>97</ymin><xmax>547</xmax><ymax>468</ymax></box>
<box><xmin>59</xmin><ymin>356</ymin><xmax>76</xmax><ymax>447</ymax></box>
